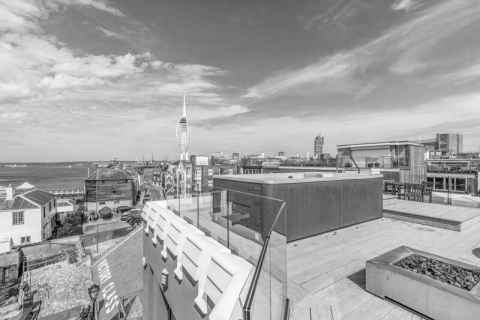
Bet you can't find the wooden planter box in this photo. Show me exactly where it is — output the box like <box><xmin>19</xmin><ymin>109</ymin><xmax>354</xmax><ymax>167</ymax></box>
<box><xmin>366</xmin><ymin>246</ymin><xmax>480</xmax><ymax>320</ymax></box>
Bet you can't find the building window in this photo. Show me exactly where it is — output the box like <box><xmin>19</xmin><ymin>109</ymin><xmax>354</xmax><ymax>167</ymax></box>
<box><xmin>12</xmin><ymin>211</ymin><xmax>24</xmax><ymax>225</ymax></box>
<box><xmin>21</xmin><ymin>236</ymin><xmax>31</xmax><ymax>244</ymax></box>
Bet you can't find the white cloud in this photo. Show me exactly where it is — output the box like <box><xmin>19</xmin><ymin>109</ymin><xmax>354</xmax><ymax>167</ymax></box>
<box><xmin>39</xmin><ymin>74</ymin><xmax>107</xmax><ymax>89</ymax></box>
<box><xmin>72</xmin><ymin>0</ymin><xmax>124</xmax><ymax>16</ymax></box>
<box><xmin>0</xmin><ymin>83</ymin><xmax>31</xmax><ymax>101</ymax></box>
<box><xmin>0</xmin><ymin>1</ymin><xmax>225</xmax><ymax>106</ymax></box>
<box><xmin>391</xmin><ymin>0</ymin><xmax>420</xmax><ymax>12</ymax></box>
<box><xmin>51</xmin><ymin>53</ymin><xmax>145</xmax><ymax>79</ymax></box>
<box><xmin>440</xmin><ymin>63</ymin><xmax>480</xmax><ymax>84</ymax></box>
<box><xmin>216</xmin><ymin>91</ymin><xmax>480</xmax><ymax>155</ymax></box>
<box><xmin>244</xmin><ymin>53</ymin><xmax>352</xmax><ymax>98</ymax></box>
<box><xmin>51</xmin><ymin>0</ymin><xmax>124</xmax><ymax>17</ymax></box>
<box><xmin>194</xmin><ymin>105</ymin><xmax>250</xmax><ymax>121</ymax></box>
<box><xmin>0</xmin><ymin>111</ymin><xmax>27</xmax><ymax>120</ymax></box>
<box><xmin>0</xmin><ymin>1</ymin><xmax>134</xmax><ymax>101</ymax></box>
<box><xmin>96</xmin><ymin>26</ymin><xmax>124</xmax><ymax>39</ymax></box>
<box><xmin>245</xmin><ymin>0</ymin><xmax>480</xmax><ymax>99</ymax></box>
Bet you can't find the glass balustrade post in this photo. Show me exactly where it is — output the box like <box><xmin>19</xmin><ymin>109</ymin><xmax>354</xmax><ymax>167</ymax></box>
<box><xmin>196</xmin><ymin>192</ymin><xmax>200</xmax><ymax>228</ymax></box>
<box><xmin>227</xmin><ymin>191</ymin><xmax>230</xmax><ymax>249</ymax></box>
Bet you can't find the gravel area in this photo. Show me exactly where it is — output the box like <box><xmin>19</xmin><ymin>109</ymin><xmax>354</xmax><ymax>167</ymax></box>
<box><xmin>30</xmin><ymin>258</ymin><xmax>92</xmax><ymax>318</ymax></box>
<box><xmin>395</xmin><ymin>254</ymin><xmax>480</xmax><ymax>290</ymax></box>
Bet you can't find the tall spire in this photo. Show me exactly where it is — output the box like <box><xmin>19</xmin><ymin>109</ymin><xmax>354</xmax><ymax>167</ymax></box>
<box><xmin>182</xmin><ymin>94</ymin><xmax>187</xmax><ymax>117</ymax></box>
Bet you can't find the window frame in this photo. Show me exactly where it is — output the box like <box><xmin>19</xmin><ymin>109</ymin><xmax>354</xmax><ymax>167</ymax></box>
<box><xmin>12</xmin><ymin>211</ymin><xmax>25</xmax><ymax>225</ymax></box>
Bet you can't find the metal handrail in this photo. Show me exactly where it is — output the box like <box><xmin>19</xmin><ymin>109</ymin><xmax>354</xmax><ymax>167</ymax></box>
<box><xmin>243</xmin><ymin>201</ymin><xmax>287</xmax><ymax>320</ymax></box>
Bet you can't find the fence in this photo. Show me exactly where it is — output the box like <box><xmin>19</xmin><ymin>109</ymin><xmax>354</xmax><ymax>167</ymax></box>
<box><xmin>384</xmin><ymin>182</ymin><xmax>433</xmax><ymax>203</ymax></box>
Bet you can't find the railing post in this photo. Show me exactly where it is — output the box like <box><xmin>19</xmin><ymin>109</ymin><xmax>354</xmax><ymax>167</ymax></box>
<box><xmin>196</xmin><ymin>192</ymin><xmax>200</xmax><ymax>228</ymax></box>
<box><xmin>227</xmin><ymin>191</ymin><xmax>231</xmax><ymax>249</ymax></box>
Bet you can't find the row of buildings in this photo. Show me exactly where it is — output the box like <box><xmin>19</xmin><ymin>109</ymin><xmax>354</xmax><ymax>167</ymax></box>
<box><xmin>153</xmin><ymin>135</ymin><xmax>479</xmax><ymax>199</ymax></box>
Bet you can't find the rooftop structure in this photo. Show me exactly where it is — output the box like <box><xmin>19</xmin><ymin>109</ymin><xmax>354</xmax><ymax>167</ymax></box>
<box><xmin>214</xmin><ymin>172</ymin><xmax>382</xmax><ymax>241</ymax></box>
<box><xmin>337</xmin><ymin>140</ymin><xmax>426</xmax><ymax>184</ymax></box>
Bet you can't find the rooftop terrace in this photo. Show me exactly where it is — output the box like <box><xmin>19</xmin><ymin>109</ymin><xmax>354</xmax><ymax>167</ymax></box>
<box><xmin>287</xmin><ymin>214</ymin><xmax>480</xmax><ymax>319</ymax></box>
<box><xmin>142</xmin><ymin>191</ymin><xmax>480</xmax><ymax>320</ymax></box>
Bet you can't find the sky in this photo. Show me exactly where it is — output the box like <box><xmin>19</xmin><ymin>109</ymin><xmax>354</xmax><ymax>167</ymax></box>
<box><xmin>0</xmin><ymin>0</ymin><xmax>480</xmax><ymax>161</ymax></box>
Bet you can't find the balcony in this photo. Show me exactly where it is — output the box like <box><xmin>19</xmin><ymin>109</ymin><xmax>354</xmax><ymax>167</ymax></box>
<box><xmin>142</xmin><ymin>189</ymin><xmax>287</xmax><ymax>320</ymax></box>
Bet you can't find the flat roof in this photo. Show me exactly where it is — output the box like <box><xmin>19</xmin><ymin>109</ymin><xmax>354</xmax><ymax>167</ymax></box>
<box><xmin>214</xmin><ymin>172</ymin><xmax>382</xmax><ymax>184</ymax></box>
<box><xmin>277</xmin><ymin>166</ymin><xmax>339</xmax><ymax>171</ymax></box>
<box><xmin>337</xmin><ymin>140</ymin><xmax>424</xmax><ymax>149</ymax></box>
<box><xmin>288</xmin><ymin>214</ymin><xmax>480</xmax><ymax>319</ymax></box>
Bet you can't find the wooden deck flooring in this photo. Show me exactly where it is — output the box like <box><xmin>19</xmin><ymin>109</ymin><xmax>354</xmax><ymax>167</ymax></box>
<box><xmin>288</xmin><ymin>216</ymin><xmax>480</xmax><ymax>319</ymax></box>
<box><xmin>155</xmin><ymin>198</ymin><xmax>480</xmax><ymax>319</ymax></box>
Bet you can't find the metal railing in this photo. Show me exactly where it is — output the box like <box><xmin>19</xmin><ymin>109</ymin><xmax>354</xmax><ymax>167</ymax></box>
<box><xmin>164</xmin><ymin>189</ymin><xmax>288</xmax><ymax>320</ymax></box>
<box><xmin>243</xmin><ymin>201</ymin><xmax>287</xmax><ymax>320</ymax></box>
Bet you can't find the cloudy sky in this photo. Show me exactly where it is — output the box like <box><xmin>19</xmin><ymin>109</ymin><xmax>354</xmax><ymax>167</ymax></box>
<box><xmin>1</xmin><ymin>0</ymin><xmax>480</xmax><ymax>161</ymax></box>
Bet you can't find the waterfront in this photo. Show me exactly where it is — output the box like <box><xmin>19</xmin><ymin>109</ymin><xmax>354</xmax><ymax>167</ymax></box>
<box><xmin>0</xmin><ymin>164</ymin><xmax>91</xmax><ymax>190</ymax></box>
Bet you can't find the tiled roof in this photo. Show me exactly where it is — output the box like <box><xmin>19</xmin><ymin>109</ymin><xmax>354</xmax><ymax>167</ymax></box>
<box><xmin>0</xmin><ymin>196</ymin><xmax>38</xmax><ymax>210</ymax></box>
<box><xmin>22</xmin><ymin>189</ymin><xmax>55</xmax><ymax>206</ymax></box>
<box><xmin>11</xmin><ymin>196</ymin><xmax>38</xmax><ymax>209</ymax></box>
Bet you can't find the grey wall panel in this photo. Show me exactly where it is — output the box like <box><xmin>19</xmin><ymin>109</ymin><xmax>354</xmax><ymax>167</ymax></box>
<box><xmin>274</xmin><ymin>181</ymin><xmax>343</xmax><ymax>241</ymax></box>
<box><xmin>214</xmin><ymin>176</ymin><xmax>383</xmax><ymax>242</ymax></box>
<box><xmin>341</xmin><ymin>179</ymin><xmax>383</xmax><ymax>227</ymax></box>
